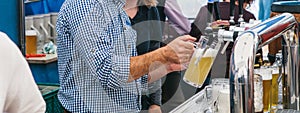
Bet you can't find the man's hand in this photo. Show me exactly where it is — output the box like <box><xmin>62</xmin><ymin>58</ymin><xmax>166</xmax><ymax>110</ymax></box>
<box><xmin>211</xmin><ymin>20</ymin><xmax>230</xmax><ymax>28</ymax></box>
<box><xmin>162</xmin><ymin>35</ymin><xmax>196</xmax><ymax>64</ymax></box>
<box><xmin>129</xmin><ymin>35</ymin><xmax>196</xmax><ymax>82</ymax></box>
<box><xmin>148</xmin><ymin>105</ymin><xmax>162</xmax><ymax>113</ymax></box>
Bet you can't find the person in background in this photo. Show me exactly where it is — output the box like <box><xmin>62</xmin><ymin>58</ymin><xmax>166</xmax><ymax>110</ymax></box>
<box><xmin>124</xmin><ymin>0</ymin><xmax>163</xmax><ymax>112</ymax></box>
<box><xmin>0</xmin><ymin>32</ymin><xmax>46</xmax><ymax>113</ymax></box>
<box><xmin>190</xmin><ymin>0</ymin><xmax>256</xmax><ymax>93</ymax></box>
<box><xmin>157</xmin><ymin>0</ymin><xmax>191</xmax><ymax>36</ymax></box>
<box><xmin>258</xmin><ymin>0</ymin><xmax>274</xmax><ymax>21</ymax></box>
<box><xmin>56</xmin><ymin>0</ymin><xmax>196</xmax><ymax>112</ymax></box>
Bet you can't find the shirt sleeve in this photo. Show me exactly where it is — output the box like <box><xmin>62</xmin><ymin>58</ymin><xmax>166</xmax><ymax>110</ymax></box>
<box><xmin>66</xmin><ymin>2</ymin><xmax>130</xmax><ymax>89</ymax></box>
<box><xmin>164</xmin><ymin>0</ymin><xmax>191</xmax><ymax>35</ymax></box>
<box><xmin>190</xmin><ymin>6</ymin><xmax>208</xmax><ymax>41</ymax></box>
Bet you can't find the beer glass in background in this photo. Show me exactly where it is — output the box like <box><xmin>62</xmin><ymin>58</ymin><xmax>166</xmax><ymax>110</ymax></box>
<box><xmin>217</xmin><ymin>85</ymin><xmax>230</xmax><ymax>113</ymax></box>
<box><xmin>254</xmin><ymin>74</ymin><xmax>264</xmax><ymax>112</ymax></box>
<box><xmin>25</xmin><ymin>30</ymin><xmax>37</xmax><ymax>54</ymax></box>
<box><xmin>183</xmin><ymin>38</ymin><xmax>221</xmax><ymax>88</ymax></box>
<box><xmin>255</xmin><ymin>67</ymin><xmax>272</xmax><ymax>113</ymax></box>
<box><xmin>271</xmin><ymin>66</ymin><xmax>279</xmax><ymax>111</ymax></box>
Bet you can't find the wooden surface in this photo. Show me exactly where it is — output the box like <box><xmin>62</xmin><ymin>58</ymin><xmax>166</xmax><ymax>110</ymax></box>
<box><xmin>26</xmin><ymin>54</ymin><xmax>57</xmax><ymax>64</ymax></box>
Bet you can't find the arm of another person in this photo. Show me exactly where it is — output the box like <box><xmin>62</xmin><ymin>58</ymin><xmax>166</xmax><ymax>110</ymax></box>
<box><xmin>189</xmin><ymin>5</ymin><xmax>209</xmax><ymax>40</ymax></box>
<box><xmin>164</xmin><ymin>0</ymin><xmax>191</xmax><ymax>35</ymax></box>
<box><xmin>0</xmin><ymin>32</ymin><xmax>46</xmax><ymax>113</ymax></box>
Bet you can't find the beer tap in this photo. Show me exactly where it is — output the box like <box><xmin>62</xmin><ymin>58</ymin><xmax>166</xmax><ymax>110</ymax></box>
<box><xmin>219</xmin><ymin>0</ymin><xmax>259</xmax><ymax>54</ymax></box>
<box><xmin>229</xmin><ymin>13</ymin><xmax>299</xmax><ymax>113</ymax></box>
<box><xmin>194</xmin><ymin>0</ymin><xmax>217</xmax><ymax>65</ymax></box>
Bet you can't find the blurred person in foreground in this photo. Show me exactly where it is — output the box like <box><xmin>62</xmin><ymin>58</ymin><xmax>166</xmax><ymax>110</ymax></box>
<box><xmin>156</xmin><ymin>1</ymin><xmax>193</xmax><ymax>111</ymax></box>
<box><xmin>190</xmin><ymin>0</ymin><xmax>256</xmax><ymax>93</ymax></box>
<box><xmin>124</xmin><ymin>0</ymin><xmax>164</xmax><ymax>112</ymax></box>
<box><xmin>56</xmin><ymin>0</ymin><xmax>196</xmax><ymax>112</ymax></box>
<box><xmin>0</xmin><ymin>31</ymin><xmax>46</xmax><ymax>113</ymax></box>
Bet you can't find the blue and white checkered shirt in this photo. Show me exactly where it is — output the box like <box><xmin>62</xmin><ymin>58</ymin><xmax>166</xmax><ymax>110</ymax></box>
<box><xmin>56</xmin><ymin>0</ymin><xmax>148</xmax><ymax>112</ymax></box>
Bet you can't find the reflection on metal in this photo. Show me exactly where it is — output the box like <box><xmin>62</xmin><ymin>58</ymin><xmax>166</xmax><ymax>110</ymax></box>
<box><xmin>230</xmin><ymin>13</ymin><xmax>299</xmax><ymax>113</ymax></box>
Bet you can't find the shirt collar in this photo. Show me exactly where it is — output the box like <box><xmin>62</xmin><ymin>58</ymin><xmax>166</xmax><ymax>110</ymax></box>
<box><xmin>113</xmin><ymin>0</ymin><xmax>125</xmax><ymax>9</ymax></box>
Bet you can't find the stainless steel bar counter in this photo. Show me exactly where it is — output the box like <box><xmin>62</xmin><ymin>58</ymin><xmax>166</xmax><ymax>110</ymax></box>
<box><xmin>170</xmin><ymin>78</ymin><xmax>230</xmax><ymax>113</ymax></box>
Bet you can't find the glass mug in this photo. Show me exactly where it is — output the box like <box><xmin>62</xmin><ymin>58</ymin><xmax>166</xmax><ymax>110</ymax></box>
<box><xmin>255</xmin><ymin>67</ymin><xmax>273</xmax><ymax>113</ymax></box>
<box><xmin>25</xmin><ymin>30</ymin><xmax>37</xmax><ymax>54</ymax></box>
<box><xmin>183</xmin><ymin>38</ymin><xmax>221</xmax><ymax>88</ymax></box>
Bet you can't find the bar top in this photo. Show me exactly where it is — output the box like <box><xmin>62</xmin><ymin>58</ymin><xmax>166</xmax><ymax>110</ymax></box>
<box><xmin>26</xmin><ymin>54</ymin><xmax>57</xmax><ymax>64</ymax></box>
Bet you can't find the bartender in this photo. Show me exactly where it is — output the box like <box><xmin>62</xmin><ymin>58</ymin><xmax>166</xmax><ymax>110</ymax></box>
<box><xmin>56</xmin><ymin>0</ymin><xmax>196</xmax><ymax>112</ymax></box>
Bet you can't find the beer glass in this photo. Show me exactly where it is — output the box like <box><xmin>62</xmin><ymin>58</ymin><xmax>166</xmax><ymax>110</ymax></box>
<box><xmin>271</xmin><ymin>67</ymin><xmax>279</xmax><ymax>110</ymax></box>
<box><xmin>25</xmin><ymin>30</ymin><xmax>37</xmax><ymax>54</ymax></box>
<box><xmin>254</xmin><ymin>74</ymin><xmax>263</xmax><ymax>112</ymax></box>
<box><xmin>255</xmin><ymin>67</ymin><xmax>272</xmax><ymax>112</ymax></box>
<box><xmin>183</xmin><ymin>38</ymin><xmax>221</xmax><ymax>88</ymax></box>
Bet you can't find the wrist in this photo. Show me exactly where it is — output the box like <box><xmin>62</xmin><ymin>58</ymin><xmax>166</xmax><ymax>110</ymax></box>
<box><xmin>159</xmin><ymin>46</ymin><xmax>170</xmax><ymax>63</ymax></box>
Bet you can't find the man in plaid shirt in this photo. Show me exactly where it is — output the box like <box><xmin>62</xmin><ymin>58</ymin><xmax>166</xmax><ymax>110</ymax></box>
<box><xmin>56</xmin><ymin>0</ymin><xmax>196</xmax><ymax>112</ymax></box>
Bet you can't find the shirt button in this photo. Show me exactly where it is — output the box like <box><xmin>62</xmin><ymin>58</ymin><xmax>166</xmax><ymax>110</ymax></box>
<box><xmin>90</xmin><ymin>48</ymin><xmax>95</xmax><ymax>53</ymax></box>
<box><xmin>123</xmin><ymin>27</ymin><xmax>127</xmax><ymax>30</ymax></box>
<box><xmin>127</xmin><ymin>45</ymin><xmax>131</xmax><ymax>48</ymax></box>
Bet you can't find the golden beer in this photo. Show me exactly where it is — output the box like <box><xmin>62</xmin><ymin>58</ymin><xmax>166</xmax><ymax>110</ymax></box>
<box><xmin>271</xmin><ymin>71</ymin><xmax>279</xmax><ymax>110</ymax></box>
<box><xmin>183</xmin><ymin>49</ymin><xmax>218</xmax><ymax>88</ymax></box>
<box><xmin>183</xmin><ymin>56</ymin><xmax>215</xmax><ymax>88</ymax></box>
<box><xmin>263</xmin><ymin>79</ymin><xmax>272</xmax><ymax>112</ymax></box>
<box><xmin>259</xmin><ymin>68</ymin><xmax>272</xmax><ymax>113</ymax></box>
<box><xmin>25</xmin><ymin>30</ymin><xmax>37</xmax><ymax>54</ymax></box>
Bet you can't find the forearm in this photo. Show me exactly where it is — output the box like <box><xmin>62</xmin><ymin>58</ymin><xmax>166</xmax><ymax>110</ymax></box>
<box><xmin>148</xmin><ymin>62</ymin><xmax>170</xmax><ymax>83</ymax></box>
<box><xmin>129</xmin><ymin>46</ymin><xmax>169</xmax><ymax>82</ymax></box>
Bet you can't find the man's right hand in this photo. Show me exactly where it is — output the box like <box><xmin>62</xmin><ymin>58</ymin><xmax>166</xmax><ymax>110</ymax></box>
<box><xmin>162</xmin><ymin>35</ymin><xmax>196</xmax><ymax>64</ymax></box>
<box><xmin>128</xmin><ymin>35</ymin><xmax>196</xmax><ymax>82</ymax></box>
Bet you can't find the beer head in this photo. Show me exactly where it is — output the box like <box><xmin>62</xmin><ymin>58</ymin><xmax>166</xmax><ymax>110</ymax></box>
<box><xmin>202</xmin><ymin>48</ymin><xmax>218</xmax><ymax>57</ymax></box>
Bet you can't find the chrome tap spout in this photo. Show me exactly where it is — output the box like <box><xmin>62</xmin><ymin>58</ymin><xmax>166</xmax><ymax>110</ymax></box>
<box><xmin>230</xmin><ymin>13</ymin><xmax>299</xmax><ymax>113</ymax></box>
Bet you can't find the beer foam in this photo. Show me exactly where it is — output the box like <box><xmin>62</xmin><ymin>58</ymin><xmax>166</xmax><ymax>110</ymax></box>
<box><xmin>272</xmin><ymin>68</ymin><xmax>279</xmax><ymax>74</ymax></box>
<box><xmin>254</xmin><ymin>68</ymin><xmax>272</xmax><ymax>80</ymax></box>
<box><xmin>203</xmin><ymin>48</ymin><xmax>218</xmax><ymax>57</ymax></box>
<box><xmin>193</xmin><ymin>48</ymin><xmax>204</xmax><ymax>58</ymax></box>
<box><xmin>25</xmin><ymin>30</ymin><xmax>37</xmax><ymax>36</ymax></box>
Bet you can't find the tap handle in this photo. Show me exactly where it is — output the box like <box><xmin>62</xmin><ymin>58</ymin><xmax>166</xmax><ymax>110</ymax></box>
<box><xmin>213</xmin><ymin>0</ymin><xmax>221</xmax><ymax>21</ymax></box>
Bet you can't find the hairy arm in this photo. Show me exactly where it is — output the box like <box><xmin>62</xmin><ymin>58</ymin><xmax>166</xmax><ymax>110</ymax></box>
<box><xmin>128</xmin><ymin>35</ymin><xmax>195</xmax><ymax>82</ymax></box>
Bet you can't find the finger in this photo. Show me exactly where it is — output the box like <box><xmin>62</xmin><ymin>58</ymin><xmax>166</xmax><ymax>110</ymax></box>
<box><xmin>179</xmin><ymin>35</ymin><xmax>197</xmax><ymax>42</ymax></box>
<box><xmin>183</xmin><ymin>41</ymin><xmax>196</xmax><ymax>50</ymax></box>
